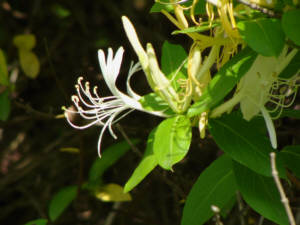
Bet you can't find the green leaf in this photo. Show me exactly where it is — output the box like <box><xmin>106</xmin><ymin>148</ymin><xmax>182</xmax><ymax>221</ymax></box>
<box><xmin>278</xmin><ymin>145</ymin><xmax>300</xmax><ymax>178</ymax></box>
<box><xmin>25</xmin><ymin>219</ymin><xmax>48</xmax><ymax>225</ymax></box>
<box><xmin>282</xmin><ymin>9</ymin><xmax>300</xmax><ymax>46</ymax></box>
<box><xmin>279</xmin><ymin>51</ymin><xmax>300</xmax><ymax>79</ymax></box>
<box><xmin>161</xmin><ymin>41</ymin><xmax>187</xmax><ymax>90</ymax></box>
<box><xmin>0</xmin><ymin>89</ymin><xmax>10</xmax><ymax>121</ymax></box>
<box><xmin>275</xmin><ymin>109</ymin><xmax>300</xmax><ymax>119</ymax></box>
<box><xmin>19</xmin><ymin>49</ymin><xmax>40</xmax><ymax>79</ymax></box>
<box><xmin>150</xmin><ymin>2</ymin><xmax>173</xmax><ymax>13</ymax></box>
<box><xmin>51</xmin><ymin>4</ymin><xmax>71</xmax><ymax>18</ymax></box>
<box><xmin>95</xmin><ymin>183</ymin><xmax>132</xmax><ymax>202</ymax></box>
<box><xmin>48</xmin><ymin>185</ymin><xmax>77</xmax><ymax>222</ymax></box>
<box><xmin>187</xmin><ymin>47</ymin><xmax>257</xmax><ymax>117</ymax></box>
<box><xmin>153</xmin><ymin>115</ymin><xmax>192</xmax><ymax>170</ymax></box>
<box><xmin>182</xmin><ymin>154</ymin><xmax>237</xmax><ymax>225</ymax></box>
<box><xmin>208</xmin><ymin>113</ymin><xmax>285</xmax><ymax>177</ymax></box>
<box><xmin>88</xmin><ymin>139</ymin><xmax>140</xmax><ymax>184</ymax></box>
<box><xmin>13</xmin><ymin>34</ymin><xmax>36</xmax><ymax>50</ymax></box>
<box><xmin>124</xmin><ymin>129</ymin><xmax>158</xmax><ymax>192</ymax></box>
<box><xmin>172</xmin><ymin>23</ymin><xmax>219</xmax><ymax>35</ymax></box>
<box><xmin>0</xmin><ymin>49</ymin><xmax>9</xmax><ymax>86</ymax></box>
<box><xmin>233</xmin><ymin>161</ymin><xmax>289</xmax><ymax>225</ymax></box>
<box><xmin>237</xmin><ymin>18</ymin><xmax>285</xmax><ymax>56</ymax></box>
<box><xmin>139</xmin><ymin>92</ymin><xmax>169</xmax><ymax>111</ymax></box>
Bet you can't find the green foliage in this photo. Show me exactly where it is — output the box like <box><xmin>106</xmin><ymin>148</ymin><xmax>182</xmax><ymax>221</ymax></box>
<box><xmin>48</xmin><ymin>185</ymin><xmax>77</xmax><ymax>222</ymax></box>
<box><xmin>208</xmin><ymin>113</ymin><xmax>285</xmax><ymax>177</ymax></box>
<box><xmin>24</xmin><ymin>219</ymin><xmax>48</xmax><ymax>225</ymax></box>
<box><xmin>153</xmin><ymin>115</ymin><xmax>192</xmax><ymax>170</ymax></box>
<box><xmin>187</xmin><ymin>48</ymin><xmax>257</xmax><ymax>117</ymax></box>
<box><xmin>124</xmin><ymin>129</ymin><xmax>158</xmax><ymax>192</ymax></box>
<box><xmin>282</xmin><ymin>9</ymin><xmax>300</xmax><ymax>46</ymax></box>
<box><xmin>88</xmin><ymin>139</ymin><xmax>140</xmax><ymax>185</ymax></box>
<box><xmin>13</xmin><ymin>34</ymin><xmax>40</xmax><ymax>78</ymax></box>
<box><xmin>161</xmin><ymin>41</ymin><xmax>187</xmax><ymax>90</ymax></box>
<box><xmin>182</xmin><ymin>154</ymin><xmax>237</xmax><ymax>225</ymax></box>
<box><xmin>18</xmin><ymin>49</ymin><xmax>40</xmax><ymax>79</ymax></box>
<box><xmin>139</xmin><ymin>92</ymin><xmax>170</xmax><ymax>111</ymax></box>
<box><xmin>0</xmin><ymin>49</ymin><xmax>9</xmax><ymax>86</ymax></box>
<box><xmin>237</xmin><ymin>18</ymin><xmax>285</xmax><ymax>57</ymax></box>
<box><xmin>278</xmin><ymin>145</ymin><xmax>300</xmax><ymax>178</ymax></box>
<box><xmin>172</xmin><ymin>22</ymin><xmax>219</xmax><ymax>35</ymax></box>
<box><xmin>233</xmin><ymin>162</ymin><xmax>289</xmax><ymax>225</ymax></box>
<box><xmin>13</xmin><ymin>34</ymin><xmax>36</xmax><ymax>51</ymax></box>
<box><xmin>0</xmin><ymin>89</ymin><xmax>10</xmax><ymax>121</ymax></box>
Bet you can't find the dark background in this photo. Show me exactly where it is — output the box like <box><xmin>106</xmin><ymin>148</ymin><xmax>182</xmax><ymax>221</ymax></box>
<box><xmin>1</xmin><ymin>1</ymin><xmax>299</xmax><ymax>225</ymax></box>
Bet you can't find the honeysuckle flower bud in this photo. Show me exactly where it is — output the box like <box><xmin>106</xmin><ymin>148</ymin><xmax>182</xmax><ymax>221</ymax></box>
<box><xmin>64</xmin><ymin>47</ymin><xmax>168</xmax><ymax>156</ymax></box>
<box><xmin>122</xmin><ymin>16</ymin><xmax>182</xmax><ymax>113</ymax></box>
<box><xmin>211</xmin><ymin>48</ymin><xmax>299</xmax><ymax>149</ymax></box>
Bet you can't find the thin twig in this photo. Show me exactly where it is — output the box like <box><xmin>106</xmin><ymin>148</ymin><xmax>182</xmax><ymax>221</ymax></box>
<box><xmin>115</xmin><ymin>123</ymin><xmax>142</xmax><ymax>157</ymax></box>
<box><xmin>103</xmin><ymin>202</ymin><xmax>122</xmax><ymax>225</ymax></box>
<box><xmin>236</xmin><ymin>191</ymin><xmax>246</xmax><ymax>225</ymax></box>
<box><xmin>14</xmin><ymin>101</ymin><xmax>56</xmax><ymax>120</ymax></box>
<box><xmin>211</xmin><ymin>205</ymin><xmax>224</xmax><ymax>225</ymax></box>
<box><xmin>270</xmin><ymin>152</ymin><xmax>296</xmax><ymax>225</ymax></box>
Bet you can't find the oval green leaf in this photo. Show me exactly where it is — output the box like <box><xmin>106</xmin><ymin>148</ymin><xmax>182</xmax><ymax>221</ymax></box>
<box><xmin>13</xmin><ymin>34</ymin><xmax>36</xmax><ymax>50</ymax></box>
<box><xmin>237</xmin><ymin>18</ymin><xmax>285</xmax><ymax>56</ymax></box>
<box><xmin>233</xmin><ymin>161</ymin><xmax>289</xmax><ymax>225</ymax></box>
<box><xmin>182</xmin><ymin>154</ymin><xmax>237</xmax><ymax>225</ymax></box>
<box><xmin>124</xmin><ymin>129</ymin><xmax>158</xmax><ymax>192</ymax></box>
<box><xmin>282</xmin><ymin>9</ymin><xmax>300</xmax><ymax>46</ymax></box>
<box><xmin>153</xmin><ymin>115</ymin><xmax>192</xmax><ymax>170</ymax></box>
<box><xmin>25</xmin><ymin>219</ymin><xmax>48</xmax><ymax>225</ymax></box>
<box><xmin>19</xmin><ymin>49</ymin><xmax>40</xmax><ymax>79</ymax></box>
<box><xmin>48</xmin><ymin>185</ymin><xmax>77</xmax><ymax>222</ymax></box>
<box><xmin>208</xmin><ymin>113</ymin><xmax>285</xmax><ymax>177</ymax></box>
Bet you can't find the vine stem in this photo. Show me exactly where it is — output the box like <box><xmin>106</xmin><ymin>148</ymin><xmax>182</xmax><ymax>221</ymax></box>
<box><xmin>270</xmin><ymin>152</ymin><xmax>296</xmax><ymax>225</ymax></box>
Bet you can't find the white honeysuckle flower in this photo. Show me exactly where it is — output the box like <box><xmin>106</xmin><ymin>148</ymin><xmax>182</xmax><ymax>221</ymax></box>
<box><xmin>64</xmin><ymin>47</ymin><xmax>168</xmax><ymax>156</ymax></box>
<box><xmin>211</xmin><ymin>48</ymin><xmax>299</xmax><ymax>149</ymax></box>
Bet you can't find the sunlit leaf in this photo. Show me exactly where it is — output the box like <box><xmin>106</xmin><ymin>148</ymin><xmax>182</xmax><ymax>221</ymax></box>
<box><xmin>161</xmin><ymin>41</ymin><xmax>187</xmax><ymax>90</ymax></box>
<box><xmin>0</xmin><ymin>89</ymin><xmax>10</xmax><ymax>121</ymax></box>
<box><xmin>233</xmin><ymin>161</ymin><xmax>289</xmax><ymax>225</ymax></box>
<box><xmin>13</xmin><ymin>34</ymin><xmax>36</xmax><ymax>50</ymax></box>
<box><xmin>24</xmin><ymin>219</ymin><xmax>48</xmax><ymax>225</ymax></box>
<box><xmin>182</xmin><ymin>154</ymin><xmax>237</xmax><ymax>225</ymax></box>
<box><xmin>282</xmin><ymin>9</ymin><xmax>300</xmax><ymax>46</ymax></box>
<box><xmin>19</xmin><ymin>49</ymin><xmax>40</xmax><ymax>78</ymax></box>
<box><xmin>140</xmin><ymin>92</ymin><xmax>169</xmax><ymax>111</ymax></box>
<box><xmin>124</xmin><ymin>129</ymin><xmax>158</xmax><ymax>192</ymax></box>
<box><xmin>0</xmin><ymin>49</ymin><xmax>9</xmax><ymax>86</ymax></box>
<box><xmin>153</xmin><ymin>115</ymin><xmax>192</xmax><ymax>170</ymax></box>
<box><xmin>188</xmin><ymin>48</ymin><xmax>256</xmax><ymax>117</ymax></box>
<box><xmin>237</xmin><ymin>18</ymin><xmax>285</xmax><ymax>56</ymax></box>
<box><xmin>150</xmin><ymin>2</ymin><xmax>173</xmax><ymax>13</ymax></box>
<box><xmin>95</xmin><ymin>183</ymin><xmax>131</xmax><ymax>202</ymax></box>
<box><xmin>48</xmin><ymin>186</ymin><xmax>77</xmax><ymax>222</ymax></box>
